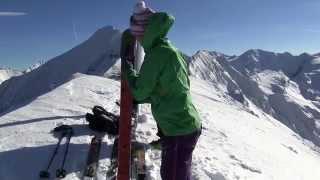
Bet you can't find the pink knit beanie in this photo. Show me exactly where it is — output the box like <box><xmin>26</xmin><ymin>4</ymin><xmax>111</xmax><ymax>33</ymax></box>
<box><xmin>130</xmin><ymin>0</ymin><xmax>155</xmax><ymax>37</ymax></box>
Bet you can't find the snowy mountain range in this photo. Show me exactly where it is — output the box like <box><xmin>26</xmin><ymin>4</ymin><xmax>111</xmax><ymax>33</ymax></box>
<box><xmin>0</xmin><ymin>68</ymin><xmax>22</xmax><ymax>85</ymax></box>
<box><xmin>23</xmin><ymin>60</ymin><xmax>47</xmax><ymax>73</ymax></box>
<box><xmin>0</xmin><ymin>26</ymin><xmax>320</xmax><ymax>180</ymax></box>
<box><xmin>1</xmin><ymin>61</ymin><xmax>48</xmax><ymax>85</ymax></box>
<box><xmin>0</xmin><ymin>26</ymin><xmax>121</xmax><ymax>114</ymax></box>
<box><xmin>189</xmin><ymin>49</ymin><xmax>320</xmax><ymax>146</ymax></box>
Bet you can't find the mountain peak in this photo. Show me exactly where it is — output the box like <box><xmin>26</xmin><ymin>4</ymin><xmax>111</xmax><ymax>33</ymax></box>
<box><xmin>0</xmin><ymin>25</ymin><xmax>122</xmax><ymax>113</ymax></box>
<box><xmin>314</xmin><ymin>52</ymin><xmax>320</xmax><ymax>57</ymax></box>
<box><xmin>231</xmin><ymin>49</ymin><xmax>311</xmax><ymax>79</ymax></box>
<box><xmin>0</xmin><ymin>68</ymin><xmax>22</xmax><ymax>84</ymax></box>
<box><xmin>243</xmin><ymin>49</ymin><xmax>274</xmax><ymax>57</ymax></box>
<box><xmin>86</xmin><ymin>26</ymin><xmax>121</xmax><ymax>46</ymax></box>
<box><xmin>0</xmin><ymin>67</ymin><xmax>11</xmax><ymax>71</ymax></box>
<box><xmin>93</xmin><ymin>26</ymin><xmax>119</xmax><ymax>35</ymax></box>
<box><xmin>0</xmin><ymin>67</ymin><xmax>21</xmax><ymax>73</ymax></box>
<box><xmin>23</xmin><ymin>60</ymin><xmax>46</xmax><ymax>73</ymax></box>
<box><xmin>299</xmin><ymin>52</ymin><xmax>313</xmax><ymax>59</ymax></box>
<box><xmin>242</xmin><ymin>49</ymin><xmax>294</xmax><ymax>58</ymax></box>
<box><xmin>245</xmin><ymin>49</ymin><xmax>265</xmax><ymax>54</ymax></box>
<box><xmin>194</xmin><ymin>50</ymin><xmax>227</xmax><ymax>58</ymax></box>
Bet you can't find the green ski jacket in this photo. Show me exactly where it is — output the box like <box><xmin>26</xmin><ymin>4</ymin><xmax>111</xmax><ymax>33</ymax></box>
<box><xmin>123</xmin><ymin>12</ymin><xmax>201</xmax><ymax>136</ymax></box>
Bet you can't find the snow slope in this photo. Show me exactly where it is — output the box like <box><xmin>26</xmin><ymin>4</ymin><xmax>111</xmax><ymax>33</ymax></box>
<box><xmin>189</xmin><ymin>50</ymin><xmax>320</xmax><ymax>146</ymax></box>
<box><xmin>0</xmin><ymin>26</ymin><xmax>320</xmax><ymax>179</ymax></box>
<box><xmin>0</xmin><ymin>68</ymin><xmax>21</xmax><ymax>84</ymax></box>
<box><xmin>189</xmin><ymin>50</ymin><xmax>246</xmax><ymax>105</ymax></box>
<box><xmin>0</xmin><ymin>26</ymin><xmax>121</xmax><ymax>114</ymax></box>
<box><xmin>0</xmin><ymin>61</ymin><xmax>45</xmax><ymax>85</ymax></box>
<box><xmin>0</xmin><ymin>74</ymin><xmax>320</xmax><ymax>180</ymax></box>
<box><xmin>230</xmin><ymin>50</ymin><xmax>306</xmax><ymax>77</ymax></box>
<box><xmin>231</xmin><ymin>50</ymin><xmax>320</xmax><ymax>146</ymax></box>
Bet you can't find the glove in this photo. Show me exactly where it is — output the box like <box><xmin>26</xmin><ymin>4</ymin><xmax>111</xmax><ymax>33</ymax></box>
<box><xmin>123</xmin><ymin>59</ymin><xmax>134</xmax><ymax>71</ymax></box>
<box><xmin>120</xmin><ymin>29</ymin><xmax>135</xmax><ymax>60</ymax></box>
<box><xmin>121</xmin><ymin>60</ymin><xmax>136</xmax><ymax>82</ymax></box>
<box><xmin>121</xmin><ymin>29</ymin><xmax>136</xmax><ymax>80</ymax></box>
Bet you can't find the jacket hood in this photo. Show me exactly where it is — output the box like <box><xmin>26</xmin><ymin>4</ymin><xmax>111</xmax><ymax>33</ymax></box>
<box><xmin>142</xmin><ymin>12</ymin><xmax>175</xmax><ymax>52</ymax></box>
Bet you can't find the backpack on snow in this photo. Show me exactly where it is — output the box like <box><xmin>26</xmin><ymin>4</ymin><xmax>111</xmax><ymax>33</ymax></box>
<box><xmin>85</xmin><ymin>106</ymin><xmax>119</xmax><ymax>135</ymax></box>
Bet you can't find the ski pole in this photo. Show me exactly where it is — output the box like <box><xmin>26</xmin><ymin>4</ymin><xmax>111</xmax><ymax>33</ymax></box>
<box><xmin>56</xmin><ymin>129</ymin><xmax>74</xmax><ymax>178</ymax></box>
<box><xmin>39</xmin><ymin>132</ymin><xmax>67</xmax><ymax>179</ymax></box>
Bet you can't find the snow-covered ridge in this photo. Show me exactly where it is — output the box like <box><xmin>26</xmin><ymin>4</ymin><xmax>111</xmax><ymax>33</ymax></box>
<box><xmin>24</xmin><ymin>60</ymin><xmax>46</xmax><ymax>73</ymax></box>
<box><xmin>0</xmin><ymin>26</ymin><xmax>319</xmax><ymax>148</ymax></box>
<box><xmin>190</xmin><ymin>49</ymin><xmax>320</xmax><ymax>146</ymax></box>
<box><xmin>0</xmin><ymin>74</ymin><xmax>319</xmax><ymax>180</ymax></box>
<box><xmin>1</xmin><ymin>60</ymin><xmax>46</xmax><ymax>84</ymax></box>
<box><xmin>189</xmin><ymin>50</ymin><xmax>246</xmax><ymax>105</ymax></box>
<box><xmin>0</xmin><ymin>68</ymin><xmax>22</xmax><ymax>85</ymax></box>
<box><xmin>0</xmin><ymin>26</ymin><xmax>121</xmax><ymax>114</ymax></box>
<box><xmin>0</xmin><ymin>26</ymin><xmax>320</xmax><ymax>179</ymax></box>
<box><xmin>230</xmin><ymin>49</ymin><xmax>309</xmax><ymax>77</ymax></box>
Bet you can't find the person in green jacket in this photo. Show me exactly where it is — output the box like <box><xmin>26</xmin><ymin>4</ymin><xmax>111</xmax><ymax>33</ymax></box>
<box><xmin>122</xmin><ymin>1</ymin><xmax>202</xmax><ymax>179</ymax></box>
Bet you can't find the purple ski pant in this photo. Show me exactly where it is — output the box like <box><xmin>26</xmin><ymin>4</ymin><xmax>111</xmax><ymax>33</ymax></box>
<box><xmin>160</xmin><ymin>129</ymin><xmax>201</xmax><ymax>180</ymax></box>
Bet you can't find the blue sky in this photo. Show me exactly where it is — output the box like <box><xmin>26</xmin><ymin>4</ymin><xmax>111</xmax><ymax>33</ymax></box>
<box><xmin>1</xmin><ymin>0</ymin><xmax>320</xmax><ymax>70</ymax></box>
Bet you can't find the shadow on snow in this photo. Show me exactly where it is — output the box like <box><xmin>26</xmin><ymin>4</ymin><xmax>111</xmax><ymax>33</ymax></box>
<box><xmin>0</xmin><ymin>123</ymin><xmax>115</xmax><ymax>179</ymax></box>
<box><xmin>0</xmin><ymin>115</ymin><xmax>86</xmax><ymax>129</ymax></box>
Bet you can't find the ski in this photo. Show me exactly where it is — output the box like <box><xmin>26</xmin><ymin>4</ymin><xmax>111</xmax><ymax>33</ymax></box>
<box><xmin>117</xmin><ymin>29</ymin><xmax>136</xmax><ymax>180</ymax></box>
<box><xmin>82</xmin><ymin>135</ymin><xmax>103</xmax><ymax>180</ymax></box>
<box><xmin>106</xmin><ymin>137</ymin><xmax>119</xmax><ymax>180</ymax></box>
<box><xmin>117</xmin><ymin>1</ymin><xmax>147</xmax><ymax>178</ymax></box>
<box><xmin>131</xmin><ymin>141</ymin><xmax>147</xmax><ymax>180</ymax></box>
<box><xmin>130</xmin><ymin>31</ymin><xmax>146</xmax><ymax>180</ymax></box>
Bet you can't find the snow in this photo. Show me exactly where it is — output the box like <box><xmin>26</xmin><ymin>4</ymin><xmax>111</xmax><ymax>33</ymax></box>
<box><xmin>251</xmin><ymin>70</ymin><xmax>289</xmax><ymax>95</ymax></box>
<box><xmin>0</xmin><ymin>61</ymin><xmax>46</xmax><ymax>85</ymax></box>
<box><xmin>1</xmin><ymin>74</ymin><xmax>320</xmax><ymax>180</ymax></box>
<box><xmin>189</xmin><ymin>50</ymin><xmax>246</xmax><ymax>105</ymax></box>
<box><xmin>0</xmin><ymin>74</ymin><xmax>118</xmax><ymax>180</ymax></box>
<box><xmin>297</xmin><ymin>57</ymin><xmax>320</xmax><ymax>99</ymax></box>
<box><xmin>0</xmin><ymin>26</ymin><xmax>121</xmax><ymax>114</ymax></box>
<box><xmin>0</xmin><ymin>26</ymin><xmax>320</xmax><ymax>180</ymax></box>
<box><xmin>189</xmin><ymin>50</ymin><xmax>320</xmax><ymax>146</ymax></box>
<box><xmin>24</xmin><ymin>60</ymin><xmax>46</xmax><ymax>73</ymax></box>
<box><xmin>190</xmin><ymin>78</ymin><xmax>320</xmax><ymax>180</ymax></box>
<box><xmin>0</xmin><ymin>68</ymin><xmax>21</xmax><ymax>84</ymax></box>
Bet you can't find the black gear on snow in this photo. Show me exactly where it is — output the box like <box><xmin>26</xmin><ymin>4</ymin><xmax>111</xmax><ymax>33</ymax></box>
<box><xmin>39</xmin><ymin>125</ymin><xmax>73</xmax><ymax>179</ymax></box>
<box><xmin>86</xmin><ymin>106</ymin><xmax>119</xmax><ymax>135</ymax></box>
<box><xmin>83</xmin><ymin>135</ymin><xmax>103</xmax><ymax>178</ymax></box>
<box><xmin>55</xmin><ymin>128</ymin><xmax>73</xmax><ymax>178</ymax></box>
